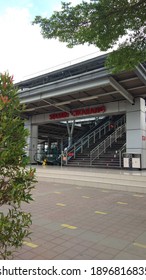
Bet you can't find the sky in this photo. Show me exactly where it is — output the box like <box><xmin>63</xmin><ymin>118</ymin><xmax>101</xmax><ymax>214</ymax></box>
<box><xmin>0</xmin><ymin>0</ymin><xmax>103</xmax><ymax>82</ymax></box>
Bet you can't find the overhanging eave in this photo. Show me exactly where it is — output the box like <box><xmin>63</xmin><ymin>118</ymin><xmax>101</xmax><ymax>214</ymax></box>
<box><xmin>20</xmin><ymin>77</ymin><xmax>110</xmax><ymax>104</ymax></box>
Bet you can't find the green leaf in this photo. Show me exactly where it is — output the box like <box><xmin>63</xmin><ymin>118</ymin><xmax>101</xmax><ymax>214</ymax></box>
<box><xmin>33</xmin><ymin>0</ymin><xmax>146</xmax><ymax>72</ymax></box>
<box><xmin>0</xmin><ymin>72</ymin><xmax>37</xmax><ymax>259</ymax></box>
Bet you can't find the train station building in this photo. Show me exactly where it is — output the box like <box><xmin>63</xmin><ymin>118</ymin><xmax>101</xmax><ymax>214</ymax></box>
<box><xmin>16</xmin><ymin>53</ymin><xmax>146</xmax><ymax>169</ymax></box>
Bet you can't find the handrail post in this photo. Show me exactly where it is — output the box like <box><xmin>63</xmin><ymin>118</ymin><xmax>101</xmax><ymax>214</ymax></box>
<box><xmin>66</xmin><ymin>150</ymin><xmax>68</xmax><ymax>165</ymax></box>
<box><xmin>119</xmin><ymin>142</ymin><xmax>126</xmax><ymax>168</ymax></box>
<box><xmin>119</xmin><ymin>150</ymin><xmax>121</xmax><ymax>168</ymax></box>
<box><xmin>115</xmin><ymin>130</ymin><xmax>117</xmax><ymax>142</ymax></box>
<box><xmin>104</xmin><ymin>123</ymin><xmax>106</xmax><ymax>135</ymax></box>
<box><xmin>74</xmin><ymin>145</ymin><xmax>76</xmax><ymax>159</ymax></box>
<box><xmin>108</xmin><ymin>121</ymin><xmax>110</xmax><ymax>132</ymax></box>
<box><xmin>81</xmin><ymin>139</ymin><xmax>83</xmax><ymax>153</ymax></box>
<box><xmin>90</xmin><ymin>152</ymin><xmax>92</xmax><ymax>166</ymax></box>
<box><xmin>88</xmin><ymin>135</ymin><xmax>89</xmax><ymax>148</ymax></box>
<box><xmin>110</xmin><ymin>135</ymin><xmax>111</xmax><ymax>147</ymax></box>
<box><xmin>99</xmin><ymin>127</ymin><xmax>101</xmax><ymax>139</ymax></box>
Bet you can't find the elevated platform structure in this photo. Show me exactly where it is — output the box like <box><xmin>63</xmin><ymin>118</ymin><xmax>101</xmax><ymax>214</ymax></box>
<box><xmin>15</xmin><ymin>53</ymin><xmax>146</xmax><ymax>169</ymax></box>
<box><xmin>17</xmin><ymin>54</ymin><xmax>146</xmax><ymax>116</ymax></box>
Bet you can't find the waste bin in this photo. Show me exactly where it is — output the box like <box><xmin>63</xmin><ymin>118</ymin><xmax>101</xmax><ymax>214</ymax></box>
<box><xmin>123</xmin><ymin>153</ymin><xmax>132</xmax><ymax>168</ymax></box>
<box><xmin>123</xmin><ymin>153</ymin><xmax>141</xmax><ymax>169</ymax></box>
<box><xmin>132</xmin><ymin>154</ymin><xmax>141</xmax><ymax>169</ymax></box>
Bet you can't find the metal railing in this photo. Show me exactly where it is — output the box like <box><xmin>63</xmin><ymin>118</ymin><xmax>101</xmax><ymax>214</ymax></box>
<box><xmin>119</xmin><ymin>143</ymin><xmax>126</xmax><ymax>168</ymax></box>
<box><xmin>65</xmin><ymin>120</ymin><xmax>111</xmax><ymax>164</ymax></box>
<box><xmin>90</xmin><ymin>123</ymin><xmax>126</xmax><ymax>165</ymax></box>
<box><xmin>65</xmin><ymin>115</ymin><xmax>125</xmax><ymax>164</ymax></box>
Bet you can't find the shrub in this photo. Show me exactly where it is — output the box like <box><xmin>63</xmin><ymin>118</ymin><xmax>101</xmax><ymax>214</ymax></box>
<box><xmin>0</xmin><ymin>72</ymin><xmax>36</xmax><ymax>259</ymax></box>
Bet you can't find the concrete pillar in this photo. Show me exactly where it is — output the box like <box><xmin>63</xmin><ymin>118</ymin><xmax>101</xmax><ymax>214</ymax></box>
<box><xmin>126</xmin><ymin>97</ymin><xmax>146</xmax><ymax>169</ymax></box>
<box><xmin>25</xmin><ymin>120</ymin><xmax>38</xmax><ymax>164</ymax></box>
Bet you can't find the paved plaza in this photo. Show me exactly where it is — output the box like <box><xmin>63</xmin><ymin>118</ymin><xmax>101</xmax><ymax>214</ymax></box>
<box><xmin>11</xmin><ymin>166</ymin><xmax>146</xmax><ymax>260</ymax></box>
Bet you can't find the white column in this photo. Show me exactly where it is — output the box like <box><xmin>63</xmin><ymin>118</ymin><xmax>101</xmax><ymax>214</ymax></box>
<box><xmin>66</xmin><ymin>120</ymin><xmax>75</xmax><ymax>147</ymax></box>
<box><xmin>126</xmin><ymin>97</ymin><xmax>146</xmax><ymax>169</ymax></box>
<box><xmin>25</xmin><ymin>120</ymin><xmax>38</xmax><ymax>164</ymax></box>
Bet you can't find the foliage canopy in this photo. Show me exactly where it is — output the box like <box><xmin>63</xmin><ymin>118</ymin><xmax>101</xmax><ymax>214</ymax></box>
<box><xmin>33</xmin><ymin>0</ymin><xmax>146</xmax><ymax>72</ymax></box>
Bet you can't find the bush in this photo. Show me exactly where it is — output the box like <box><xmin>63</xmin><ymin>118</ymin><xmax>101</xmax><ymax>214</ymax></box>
<box><xmin>0</xmin><ymin>72</ymin><xmax>36</xmax><ymax>259</ymax></box>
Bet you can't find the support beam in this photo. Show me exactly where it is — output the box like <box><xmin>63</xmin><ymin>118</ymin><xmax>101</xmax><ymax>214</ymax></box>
<box><xmin>24</xmin><ymin>90</ymin><xmax>118</xmax><ymax>113</ymax></box>
<box><xmin>43</xmin><ymin>99</ymin><xmax>70</xmax><ymax>112</ymax></box>
<box><xmin>109</xmin><ymin>76</ymin><xmax>134</xmax><ymax>104</ymax></box>
<box><xmin>135</xmin><ymin>64</ymin><xmax>146</xmax><ymax>86</ymax></box>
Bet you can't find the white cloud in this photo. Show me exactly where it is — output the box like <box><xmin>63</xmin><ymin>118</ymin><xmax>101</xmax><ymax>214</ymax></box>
<box><xmin>0</xmin><ymin>6</ymin><xmax>101</xmax><ymax>82</ymax></box>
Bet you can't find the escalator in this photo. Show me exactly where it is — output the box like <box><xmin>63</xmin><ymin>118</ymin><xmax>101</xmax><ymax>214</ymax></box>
<box><xmin>34</xmin><ymin>146</ymin><xmax>61</xmax><ymax>165</ymax></box>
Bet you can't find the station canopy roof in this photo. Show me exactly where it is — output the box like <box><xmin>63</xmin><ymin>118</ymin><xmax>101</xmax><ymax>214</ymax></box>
<box><xmin>16</xmin><ymin>53</ymin><xmax>146</xmax><ymax>142</ymax></box>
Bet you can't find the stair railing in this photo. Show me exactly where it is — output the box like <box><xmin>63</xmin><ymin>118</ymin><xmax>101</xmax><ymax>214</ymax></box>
<box><xmin>65</xmin><ymin>115</ymin><xmax>125</xmax><ymax>164</ymax></box>
<box><xmin>90</xmin><ymin>123</ymin><xmax>126</xmax><ymax>165</ymax></box>
<box><xmin>115</xmin><ymin>115</ymin><xmax>125</xmax><ymax>128</ymax></box>
<box><xmin>65</xmin><ymin>120</ymin><xmax>111</xmax><ymax>163</ymax></box>
<box><xmin>119</xmin><ymin>143</ymin><xmax>126</xmax><ymax>168</ymax></box>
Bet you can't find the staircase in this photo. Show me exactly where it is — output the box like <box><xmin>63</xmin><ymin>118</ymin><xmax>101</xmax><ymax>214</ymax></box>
<box><xmin>65</xmin><ymin>116</ymin><xmax>112</xmax><ymax>160</ymax></box>
<box><xmin>91</xmin><ymin>133</ymin><xmax>126</xmax><ymax>168</ymax></box>
<box><xmin>64</xmin><ymin>116</ymin><xmax>110</xmax><ymax>149</ymax></box>
<box><xmin>67</xmin><ymin>130</ymin><xmax>112</xmax><ymax>166</ymax></box>
<box><xmin>66</xmin><ymin>115</ymin><xmax>126</xmax><ymax>168</ymax></box>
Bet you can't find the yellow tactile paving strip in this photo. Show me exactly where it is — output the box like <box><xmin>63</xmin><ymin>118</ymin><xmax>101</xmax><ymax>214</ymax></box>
<box><xmin>23</xmin><ymin>241</ymin><xmax>38</xmax><ymax>248</ymax></box>
<box><xmin>116</xmin><ymin>201</ymin><xmax>128</xmax><ymax>205</ymax></box>
<box><xmin>95</xmin><ymin>211</ymin><xmax>108</xmax><ymax>215</ymax></box>
<box><xmin>54</xmin><ymin>191</ymin><xmax>61</xmax><ymax>194</ymax></box>
<box><xmin>56</xmin><ymin>203</ymin><xmax>66</xmax><ymax>207</ymax></box>
<box><xmin>133</xmin><ymin>242</ymin><xmax>146</xmax><ymax>249</ymax></box>
<box><xmin>14</xmin><ymin>176</ymin><xmax>146</xmax><ymax>260</ymax></box>
<box><xmin>61</xmin><ymin>224</ymin><xmax>77</xmax><ymax>229</ymax></box>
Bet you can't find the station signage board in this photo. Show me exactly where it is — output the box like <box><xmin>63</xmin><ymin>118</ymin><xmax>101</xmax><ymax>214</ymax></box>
<box><xmin>49</xmin><ymin>105</ymin><xmax>106</xmax><ymax>120</ymax></box>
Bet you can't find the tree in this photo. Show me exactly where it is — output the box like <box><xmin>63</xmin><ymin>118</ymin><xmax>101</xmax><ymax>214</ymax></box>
<box><xmin>33</xmin><ymin>0</ymin><xmax>146</xmax><ymax>72</ymax></box>
<box><xmin>0</xmin><ymin>72</ymin><xmax>36</xmax><ymax>259</ymax></box>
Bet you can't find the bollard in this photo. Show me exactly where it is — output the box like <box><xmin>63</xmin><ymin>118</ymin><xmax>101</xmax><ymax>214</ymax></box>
<box><xmin>42</xmin><ymin>159</ymin><xmax>47</xmax><ymax>166</ymax></box>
